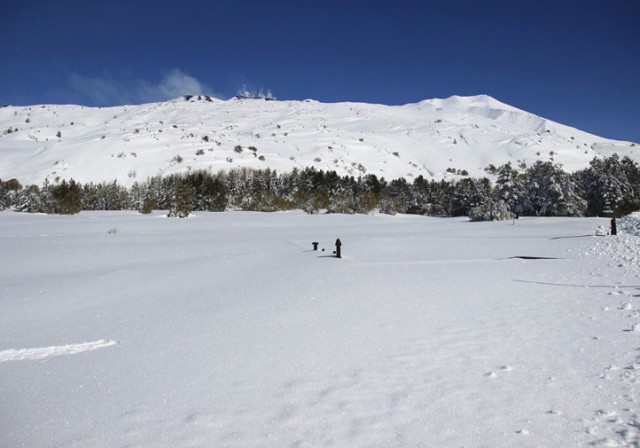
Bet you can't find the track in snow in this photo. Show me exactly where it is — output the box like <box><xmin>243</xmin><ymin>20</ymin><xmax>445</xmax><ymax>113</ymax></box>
<box><xmin>0</xmin><ymin>340</ymin><xmax>118</xmax><ymax>362</ymax></box>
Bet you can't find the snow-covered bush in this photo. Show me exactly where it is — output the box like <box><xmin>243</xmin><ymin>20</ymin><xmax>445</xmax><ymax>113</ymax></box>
<box><xmin>469</xmin><ymin>200</ymin><xmax>515</xmax><ymax>221</ymax></box>
<box><xmin>139</xmin><ymin>198</ymin><xmax>156</xmax><ymax>214</ymax></box>
<box><xmin>620</xmin><ymin>212</ymin><xmax>640</xmax><ymax>236</ymax></box>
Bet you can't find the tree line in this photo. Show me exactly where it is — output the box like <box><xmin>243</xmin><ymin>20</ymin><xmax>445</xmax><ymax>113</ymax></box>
<box><xmin>1</xmin><ymin>155</ymin><xmax>638</xmax><ymax>220</ymax></box>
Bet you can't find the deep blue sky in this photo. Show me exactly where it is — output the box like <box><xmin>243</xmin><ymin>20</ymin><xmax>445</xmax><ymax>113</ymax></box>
<box><xmin>1</xmin><ymin>0</ymin><xmax>638</xmax><ymax>142</ymax></box>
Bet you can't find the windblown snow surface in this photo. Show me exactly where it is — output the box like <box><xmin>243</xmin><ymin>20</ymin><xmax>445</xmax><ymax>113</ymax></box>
<box><xmin>1</xmin><ymin>210</ymin><xmax>639</xmax><ymax>447</ymax></box>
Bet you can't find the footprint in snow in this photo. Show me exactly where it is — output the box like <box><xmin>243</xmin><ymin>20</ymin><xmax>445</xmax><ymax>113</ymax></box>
<box><xmin>486</xmin><ymin>366</ymin><xmax>513</xmax><ymax>377</ymax></box>
<box><xmin>596</xmin><ymin>409</ymin><xmax>617</xmax><ymax>419</ymax></box>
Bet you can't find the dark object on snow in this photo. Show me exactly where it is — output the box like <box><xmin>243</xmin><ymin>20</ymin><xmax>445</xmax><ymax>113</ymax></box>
<box><xmin>610</xmin><ymin>217</ymin><xmax>617</xmax><ymax>236</ymax></box>
<box><xmin>505</xmin><ymin>256</ymin><xmax>561</xmax><ymax>260</ymax></box>
<box><xmin>312</xmin><ymin>242</ymin><xmax>319</xmax><ymax>251</ymax></box>
<box><xmin>335</xmin><ymin>239</ymin><xmax>342</xmax><ymax>258</ymax></box>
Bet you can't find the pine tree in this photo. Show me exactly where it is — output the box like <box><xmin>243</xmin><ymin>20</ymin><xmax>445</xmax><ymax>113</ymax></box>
<box><xmin>428</xmin><ymin>180</ymin><xmax>453</xmax><ymax>216</ymax></box>
<box><xmin>168</xmin><ymin>179</ymin><xmax>195</xmax><ymax>218</ymax></box>
<box><xmin>47</xmin><ymin>179</ymin><xmax>82</xmax><ymax>214</ymax></box>
<box><xmin>621</xmin><ymin>156</ymin><xmax>640</xmax><ymax>214</ymax></box>
<box><xmin>525</xmin><ymin>161</ymin><xmax>585</xmax><ymax>216</ymax></box>
<box><xmin>580</xmin><ymin>155</ymin><xmax>639</xmax><ymax>216</ymax></box>
<box><xmin>15</xmin><ymin>185</ymin><xmax>42</xmax><ymax>212</ymax></box>
<box><xmin>450</xmin><ymin>178</ymin><xmax>492</xmax><ymax>216</ymax></box>
<box><xmin>0</xmin><ymin>179</ymin><xmax>7</xmax><ymax>211</ymax></box>
<box><xmin>0</xmin><ymin>178</ymin><xmax>22</xmax><ymax>210</ymax></box>
<box><xmin>327</xmin><ymin>176</ymin><xmax>358</xmax><ymax>214</ymax></box>
<box><xmin>410</xmin><ymin>175</ymin><xmax>430</xmax><ymax>215</ymax></box>
<box><xmin>379</xmin><ymin>177</ymin><xmax>412</xmax><ymax>215</ymax></box>
<box><xmin>494</xmin><ymin>163</ymin><xmax>529</xmax><ymax>215</ymax></box>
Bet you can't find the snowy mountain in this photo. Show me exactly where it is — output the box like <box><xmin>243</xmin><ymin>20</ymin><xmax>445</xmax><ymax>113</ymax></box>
<box><xmin>0</xmin><ymin>94</ymin><xmax>637</xmax><ymax>187</ymax></box>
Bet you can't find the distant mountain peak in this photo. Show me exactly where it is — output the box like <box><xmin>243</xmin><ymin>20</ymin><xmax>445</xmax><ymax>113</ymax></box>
<box><xmin>420</xmin><ymin>94</ymin><xmax>518</xmax><ymax>111</ymax></box>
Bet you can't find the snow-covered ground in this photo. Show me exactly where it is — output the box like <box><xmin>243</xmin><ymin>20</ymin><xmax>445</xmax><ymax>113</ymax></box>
<box><xmin>1</xmin><ymin>211</ymin><xmax>639</xmax><ymax>447</ymax></box>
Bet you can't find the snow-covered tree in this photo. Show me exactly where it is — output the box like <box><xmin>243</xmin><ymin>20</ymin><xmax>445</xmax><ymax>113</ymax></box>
<box><xmin>0</xmin><ymin>180</ymin><xmax>8</xmax><ymax>211</ymax></box>
<box><xmin>579</xmin><ymin>154</ymin><xmax>639</xmax><ymax>216</ymax></box>
<box><xmin>493</xmin><ymin>163</ymin><xmax>529</xmax><ymax>215</ymax></box>
<box><xmin>0</xmin><ymin>178</ymin><xmax>22</xmax><ymax>210</ymax></box>
<box><xmin>81</xmin><ymin>181</ymin><xmax>130</xmax><ymax>211</ymax></box>
<box><xmin>14</xmin><ymin>185</ymin><xmax>41</xmax><ymax>212</ymax></box>
<box><xmin>450</xmin><ymin>178</ymin><xmax>492</xmax><ymax>216</ymax></box>
<box><xmin>379</xmin><ymin>177</ymin><xmax>412</xmax><ymax>215</ymax></box>
<box><xmin>524</xmin><ymin>161</ymin><xmax>585</xmax><ymax>216</ymax></box>
<box><xmin>327</xmin><ymin>176</ymin><xmax>359</xmax><ymax>214</ymax></box>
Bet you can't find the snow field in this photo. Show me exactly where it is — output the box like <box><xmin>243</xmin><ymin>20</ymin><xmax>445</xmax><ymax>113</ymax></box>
<box><xmin>0</xmin><ymin>211</ymin><xmax>639</xmax><ymax>447</ymax></box>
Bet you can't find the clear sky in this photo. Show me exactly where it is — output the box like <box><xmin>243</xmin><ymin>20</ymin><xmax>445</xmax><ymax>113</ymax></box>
<box><xmin>1</xmin><ymin>0</ymin><xmax>638</xmax><ymax>142</ymax></box>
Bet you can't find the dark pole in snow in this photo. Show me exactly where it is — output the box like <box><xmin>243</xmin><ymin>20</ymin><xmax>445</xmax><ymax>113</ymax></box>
<box><xmin>335</xmin><ymin>238</ymin><xmax>342</xmax><ymax>258</ymax></box>
<box><xmin>610</xmin><ymin>217</ymin><xmax>617</xmax><ymax>236</ymax></box>
<box><xmin>312</xmin><ymin>242</ymin><xmax>319</xmax><ymax>251</ymax></box>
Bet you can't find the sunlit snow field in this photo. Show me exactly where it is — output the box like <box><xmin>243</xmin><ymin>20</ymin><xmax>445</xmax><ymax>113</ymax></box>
<box><xmin>1</xmin><ymin>211</ymin><xmax>639</xmax><ymax>447</ymax></box>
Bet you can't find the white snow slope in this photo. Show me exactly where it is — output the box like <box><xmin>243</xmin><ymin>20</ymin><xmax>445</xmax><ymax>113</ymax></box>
<box><xmin>1</xmin><ymin>95</ymin><xmax>638</xmax><ymax>187</ymax></box>
<box><xmin>1</xmin><ymin>210</ymin><xmax>639</xmax><ymax>447</ymax></box>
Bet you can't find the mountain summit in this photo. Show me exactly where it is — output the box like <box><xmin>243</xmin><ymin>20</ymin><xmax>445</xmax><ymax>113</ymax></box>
<box><xmin>0</xmin><ymin>95</ymin><xmax>637</xmax><ymax>186</ymax></box>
